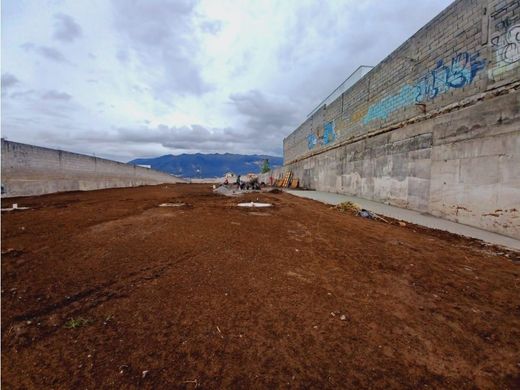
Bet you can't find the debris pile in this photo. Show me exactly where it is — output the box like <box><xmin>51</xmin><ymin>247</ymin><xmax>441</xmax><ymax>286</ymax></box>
<box><xmin>334</xmin><ymin>201</ymin><xmax>360</xmax><ymax>213</ymax></box>
<box><xmin>333</xmin><ymin>201</ymin><xmax>390</xmax><ymax>223</ymax></box>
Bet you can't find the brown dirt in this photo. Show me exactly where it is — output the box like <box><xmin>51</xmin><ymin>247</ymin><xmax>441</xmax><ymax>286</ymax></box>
<box><xmin>2</xmin><ymin>184</ymin><xmax>519</xmax><ymax>389</ymax></box>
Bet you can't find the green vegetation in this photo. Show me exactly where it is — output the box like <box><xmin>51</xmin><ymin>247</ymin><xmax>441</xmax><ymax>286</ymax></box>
<box><xmin>261</xmin><ymin>159</ymin><xmax>270</xmax><ymax>174</ymax></box>
<box><xmin>64</xmin><ymin>317</ymin><xmax>90</xmax><ymax>329</ymax></box>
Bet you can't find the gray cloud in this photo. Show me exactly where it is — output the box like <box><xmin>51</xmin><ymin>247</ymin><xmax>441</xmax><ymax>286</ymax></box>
<box><xmin>56</xmin><ymin>122</ymin><xmax>282</xmax><ymax>157</ymax></box>
<box><xmin>1</xmin><ymin>73</ymin><xmax>20</xmax><ymax>96</ymax></box>
<box><xmin>230</xmin><ymin>90</ymin><xmax>299</xmax><ymax>131</ymax></box>
<box><xmin>111</xmin><ymin>0</ymin><xmax>211</xmax><ymax>98</ymax></box>
<box><xmin>21</xmin><ymin>43</ymin><xmax>70</xmax><ymax>63</ymax></box>
<box><xmin>53</xmin><ymin>13</ymin><xmax>82</xmax><ymax>43</ymax></box>
<box><xmin>2</xmin><ymin>73</ymin><xmax>20</xmax><ymax>89</ymax></box>
<box><xmin>9</xmin><ymin>90</ymin><xmax>37</xmax><ymax>99</ymax></box>
<box><xmin>41</xmin><ymin>90</ymin><xmax>72</xmax><ymax>101</ymax></box>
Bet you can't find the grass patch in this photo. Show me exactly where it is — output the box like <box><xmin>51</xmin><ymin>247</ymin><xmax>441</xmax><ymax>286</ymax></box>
<box><xmin>64</xmin><ymin>317</ymin><xmax>91</xmax><ymax>329</ymax></box>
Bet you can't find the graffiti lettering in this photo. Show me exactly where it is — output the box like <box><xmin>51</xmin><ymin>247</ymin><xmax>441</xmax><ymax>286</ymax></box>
<box><xmin>495</xmin><ymin>23</ymin><xmax>520</xmax><ymax>64</ymax></box>
<box><xmin>489</xmin><ymin>16</ymin><xmax>520</xmax><ymax>78</ymax></box>
<box><xmin>415</xmin><ymin>52</ymin><xmax>486</xmax><ymax>103</ymax></box>
<box><xmin>503</xmin><ymin>24</ymin><xmax>520</xmax><ymax>63</ymax></box>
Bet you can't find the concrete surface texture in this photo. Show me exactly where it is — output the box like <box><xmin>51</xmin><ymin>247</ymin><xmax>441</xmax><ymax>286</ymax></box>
<box><xmin>1</xmin><ymin>140</ymin><xmax>184</xmax><ymax>197</ymax></box>
<box><xmin>286</xmin><ymin>189</ymin><xmax>520</xmax><ymax>251</ymax></box>
<box><xmin>278</xmin><ymin>0</ymin><xmax>520</xmax><ymax>239</ymax></box>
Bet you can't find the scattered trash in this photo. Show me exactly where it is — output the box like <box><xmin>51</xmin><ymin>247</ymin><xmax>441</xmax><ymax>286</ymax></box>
<box><xmin>142</xmin><ymin>370</ymin><xmax>149</xmax><ymax>379</ymax></box>
<box><xmin>358</xmin><ymin>209</ymin><xmax>375</xmax><ymax>219</ymax></box>
<box><xmin>357</xmin><ymin>209</ymin><xmax>389</xmax><ymax>223</ymax></box>
<box><xmin>158</xmin><ymin>202</ymin><xmax>185</xmax><ymax>207</ymax></box>
<box><xmin>340</xmin><ymin>315</ymin><xmax>347</xmax><ymax>321</ymax></box>
<box><xmin>399</xmin><ymin>221</ymin><xmax>407</xmax><ymax>227</ymax></box>
<box><xmin>1</xmin><ymin>203</ymin><xmax>30</xmax><ymax>212</ymax></box>
<box><xmin>237</xmin><ymin>202</ymin><xmax>272</xmax><ymax>208</ymax></box>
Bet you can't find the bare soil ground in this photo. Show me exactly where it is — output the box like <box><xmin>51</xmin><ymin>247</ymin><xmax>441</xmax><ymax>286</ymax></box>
<box><xmin>2</xmin><ymin>184</ymin><xmax>519</xmax><ymax>389</ymax></box>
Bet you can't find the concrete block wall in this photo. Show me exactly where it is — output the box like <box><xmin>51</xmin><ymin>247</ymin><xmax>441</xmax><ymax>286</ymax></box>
<box><xmin>280</xmin><ymin>0</ymin><xmax>520</xmax><ymax>239</ymax></box>
<box><xmin>284</xmin><ymin>0</ymin><xmax>520</xmax><ymax>164</ymax></box>
<box><xmin>1</xmin><ymin>140</ymin><xmax>184</xmax><ymax>197</ymax></box>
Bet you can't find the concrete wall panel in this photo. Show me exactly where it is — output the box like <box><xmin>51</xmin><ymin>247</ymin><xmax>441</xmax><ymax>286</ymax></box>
<box><xmin>1</xmin><ymin>140</ymin><xmax>184</xmax><ymax>197</ymax></box>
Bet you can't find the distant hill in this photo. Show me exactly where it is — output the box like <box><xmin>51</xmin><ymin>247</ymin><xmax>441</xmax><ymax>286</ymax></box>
<box><xmin>129</xmin><ymin>153</ymin><xmax>283</xmax><ymax>178</ymax></box>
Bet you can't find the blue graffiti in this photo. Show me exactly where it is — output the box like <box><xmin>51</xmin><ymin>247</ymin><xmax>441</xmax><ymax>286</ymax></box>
<box><xmin>414</xmin><ymin>52</ymin><xmax>486</xmax><ymax>102</ymax></box>
<box><xmin>322</xmin><ymin>121</ymin><xmax>336</xmax><ymax>145</ymax></box>
<box><xmin>307</xmin><ymin>133</ymin><xmax>318</xmax><ymax>149</ymax></box>
<box><xmin>363</xmin><ymin>51</ymin><xmax>487</xmax><ymax>124</ymax></box>
<box><xmin>306</xmin><ymin>121</ymin><xmax>337</xmax><ymax>150</ymax></box>
<box><xmin>363</xmin><ymin>85</ymin><xmax>416</xmax><ymax>124</ymax></box>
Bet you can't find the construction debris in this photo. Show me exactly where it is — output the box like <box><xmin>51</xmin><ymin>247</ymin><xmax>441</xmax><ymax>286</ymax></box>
<box><xmin>1</xmin><ymin>203</ymin><xmax>30</xmax><ymax>212</ymax></box>
<box><xmin>237</xmin><ymin>202</ymin><xmax>272</xmax><ymax>208</ymax></box>
<box><xmin>358</xmin><ymin>209</ymin><xmax>389</xmax><ymax>223</ymax></box>
<box><xmin>333</xmin><ymin>202</ymin><xmax>389</xmax><ymax>223</ymax></box>
<box><xmin>271</xmin><ymin>171</ymin><xmax>300</xmax><ymax>189</ymax></box>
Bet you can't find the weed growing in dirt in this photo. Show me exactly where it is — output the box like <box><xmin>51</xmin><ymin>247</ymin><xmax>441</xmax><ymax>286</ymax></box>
<box><xmin>64</xmin><ymin>317</ymin><xmax>90</xmax><ymax>329</ymax></box>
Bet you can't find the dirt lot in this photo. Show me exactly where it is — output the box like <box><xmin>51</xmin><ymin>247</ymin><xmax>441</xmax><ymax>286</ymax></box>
<box><xmin>2</xmin><ymin>184</ymin><xmax>519</xmax><ymax>389</ymax></box>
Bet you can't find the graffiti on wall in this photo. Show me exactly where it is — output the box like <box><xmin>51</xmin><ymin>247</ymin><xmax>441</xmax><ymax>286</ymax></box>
<box><xmin>351</xmin><ymin>107</ymin><xmax>367</xmax><ymax>123</ymax></box>
<box><xmin>362</xmin><ymin>85</ymin><xmax>416</xmax><ymax>124</ymax></box>
<box><xmin>415</xmin><ymin>52</ymin><xmax>486</xmax><ymax>102</ymax></box>
<box><xmin>489</xmin><ymin>17</ymin><xmax>520</xmax><ymax>78</ymax></box>
<box><xmin>307</xmin><ymin>133</ymin><xmax>318</xmax><ymax>149</ymax></box>
<box><xmin>362</xmin><ymin>51</ymin><xmax>487</xmax><ymax>125</ymax></box>
<box><xmin>307</xmin><ymin>121</ymin><xmax>336</xmax><ymax>150</ymax></box>
<box><xmin>323</xmin><ymin>121</ymin><xmax>336</xmax><ymax>145</ymax></box>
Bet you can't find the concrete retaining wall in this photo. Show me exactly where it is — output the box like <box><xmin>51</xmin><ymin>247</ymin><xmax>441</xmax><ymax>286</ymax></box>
<box><xmin>279</xmin><ymin>0</ymin><xmax>520</xmax><ymax>239</ymax></box>
<box><xmin>1</xmin><ymin>140</ymin><xmax>184</xmax><ymax>197</ymax></box>
<box><xmin>278</xmin><ymin>90</ymin><xmax>520</xmax><ymax>239</ymax></box>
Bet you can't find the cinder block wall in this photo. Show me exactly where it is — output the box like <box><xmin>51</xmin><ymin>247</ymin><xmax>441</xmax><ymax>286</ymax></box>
<box><xmin>1</xmin><ymin>140</ymin><xmax>184</xmax><ymax>197</ymax></box>
<box><xmin>281</xmin><ymin>0</ymin><xmax>520</xmax><ymax>239</ymax></box>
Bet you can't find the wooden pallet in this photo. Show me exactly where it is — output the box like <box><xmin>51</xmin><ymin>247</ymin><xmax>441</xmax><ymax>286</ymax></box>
<box><xmin>281</xmin><ymin>172</ymin><xmax>292</xmax><ymax>188</ymax></box>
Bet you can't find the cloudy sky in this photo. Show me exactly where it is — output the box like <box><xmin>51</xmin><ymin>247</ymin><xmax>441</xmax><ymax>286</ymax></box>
<box><xmin>2</xmin><ymin>0</ymin><xmax>452</xmax><ymax>162</ymax></box>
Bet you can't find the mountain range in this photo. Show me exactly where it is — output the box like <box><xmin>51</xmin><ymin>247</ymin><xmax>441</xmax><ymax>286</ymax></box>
<box><xmin>129</xmin><ymin>153</ymin><xmax>283</xmax><ymax>178</ymax></box>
